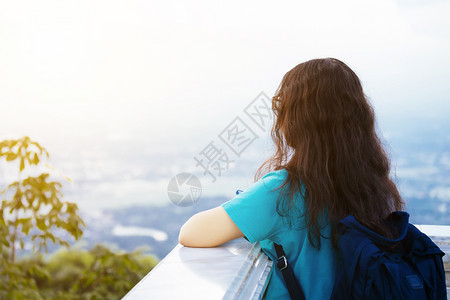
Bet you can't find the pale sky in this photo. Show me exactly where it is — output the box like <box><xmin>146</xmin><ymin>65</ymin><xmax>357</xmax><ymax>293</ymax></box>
<box><xmin>1</xmin><ymin>0</ymin><xmax>449</xmax><ymax>142</ymax></box>
<box><xmin>0</xmin><ymin>0</ymin><xmax>449</xmax><ymax>191</ymax></box>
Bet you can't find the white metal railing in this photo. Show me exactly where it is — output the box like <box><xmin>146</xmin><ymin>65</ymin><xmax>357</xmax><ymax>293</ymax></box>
<box><xmin>123</xmin><ymin>238</ymin><xmax>272</xmax><ymax>300</ymax></box>
<box><xmin>124</xmin><ymin>226</ymin><xmax>450</xmax><ymax>300</ymax></box>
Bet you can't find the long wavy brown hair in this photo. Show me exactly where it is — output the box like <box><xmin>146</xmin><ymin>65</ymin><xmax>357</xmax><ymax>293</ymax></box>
<box><xmin>256</xmin><ymin>58</ymin><xmax>404</xmax><ymax>248</ymax></box>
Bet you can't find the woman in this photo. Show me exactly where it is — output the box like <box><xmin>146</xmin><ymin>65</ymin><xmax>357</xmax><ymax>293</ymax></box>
<box><xmin>178</xmin><ymin>58</ymin><xmax>404</xmax><ymax>299</ymax></box>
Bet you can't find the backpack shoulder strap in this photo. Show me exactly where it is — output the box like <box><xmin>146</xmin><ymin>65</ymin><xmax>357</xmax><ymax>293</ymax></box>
<box><xmin>274</xmin><ymin>243</ymin><xmax>306</xmax><ymax>300</ymax></box>
<box><xmin>330</xmin><ymin>229</ymin><xmax>374</xmax><ymax>299</ymax></box>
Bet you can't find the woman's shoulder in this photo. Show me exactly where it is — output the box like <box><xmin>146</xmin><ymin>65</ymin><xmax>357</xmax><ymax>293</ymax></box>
<box><xmin>259</xmin><ymin>169</ymin><xmax>288</xmax><ymax>189</ymax></box>
<box><xmin>226</xmin><ymin>169</ymin><xmax>288</xmax><ymax>208</ymax></box>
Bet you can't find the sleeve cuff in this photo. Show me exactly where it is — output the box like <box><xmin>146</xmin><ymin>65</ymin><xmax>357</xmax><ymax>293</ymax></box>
<box><xmin>222</xmin><ymin>201</ymin><xmax>257</xmax><ymax>243</ymax></box>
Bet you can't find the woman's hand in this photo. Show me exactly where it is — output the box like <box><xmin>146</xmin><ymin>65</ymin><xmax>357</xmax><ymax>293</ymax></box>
<box><xmin>178</xmin><ymin>206</ymin><xmax>244</xmax><ymax>247</ymax></box>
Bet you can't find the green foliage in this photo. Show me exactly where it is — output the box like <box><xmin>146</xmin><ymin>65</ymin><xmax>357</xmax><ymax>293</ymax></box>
<box><xmin>0</xmin><ymin>137</ymin><xmax>158</xmax><ymax>299</ymax></box>
<box><xmin>18</xmin><ymin>245</ymin><xmax>158</xmax><ymax>300</ymax></box>
<box><xmin>0</xmin><ymin>137</ymin><xmax>85</xmax><ymax>299</ymax></box>
<box><xmin>0</xmin><ymin>136</ymin><xmax>49</xmax><ymax>172</ymax></box>
<box><xmin>2</xmin><ymin>174</ymin><xmax>85</xmax><ymax>253</ymax></box>
<box><xmin>0</xmin><ymin>137</ymin><xmax>84</xmax><ymax>262</ymax></box>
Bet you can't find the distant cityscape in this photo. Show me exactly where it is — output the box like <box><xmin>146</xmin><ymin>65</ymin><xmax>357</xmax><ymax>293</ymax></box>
<box><xmin>80</xmin><ymin>115</ymin><xmax>450</xmax><ymax>259</ymax></box>
<box><xmin>1</xmin><ymin>112</ymin><xmax>448</xmax><ymax>260</ymax></box>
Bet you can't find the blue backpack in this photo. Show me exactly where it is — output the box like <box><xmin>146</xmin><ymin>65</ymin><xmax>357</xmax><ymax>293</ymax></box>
<box><xmin>275</xmin><ymin>211</ymin><xmax>447</xmax><ymax>299</ymax></box>
<box><xmin>331</xmin><ymin>211</ymin><xmax>447</xmax><ymax>299</ymax></box>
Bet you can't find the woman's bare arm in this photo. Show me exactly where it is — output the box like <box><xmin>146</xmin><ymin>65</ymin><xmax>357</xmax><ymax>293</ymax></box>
<box><xmin>178</xmin><ymin>206</ymin><xmax>244</xmax><ymax>247</ymax></box>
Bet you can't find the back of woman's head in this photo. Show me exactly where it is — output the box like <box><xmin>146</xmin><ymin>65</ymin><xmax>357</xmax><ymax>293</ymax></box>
<box><xmin>257</xmin><ymin>58</ymin><xmax>404</xmax><ymax>247</ymax></box>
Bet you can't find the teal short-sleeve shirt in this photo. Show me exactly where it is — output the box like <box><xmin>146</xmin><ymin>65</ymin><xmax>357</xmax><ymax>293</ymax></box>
<box><xmin>221</xmin><ymin>169</ymin><xmax>337</xmax><ymax>299</ymax></box>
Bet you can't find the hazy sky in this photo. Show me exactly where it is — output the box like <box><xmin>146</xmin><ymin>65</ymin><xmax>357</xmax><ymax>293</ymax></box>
<box><xmin>0</xmin><ymin>0</ymin><xmax>449</xmax><ymax>209</ymax></box>
<box><xmin>1</xmin><ymin>0</ymin><xmax>449</xmax><ymax>145</ymax></box>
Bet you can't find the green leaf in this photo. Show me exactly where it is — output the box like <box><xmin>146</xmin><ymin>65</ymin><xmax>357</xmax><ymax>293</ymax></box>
<box><xmin>20</xmin><ymin>158</ymin><xmax>25</xmax><ymax>172</ymax></box>
<box><xmin>36</xmin><ymin>219</ymin><xmax>47</xmax><ymax>231</ymax></box>
<box><xmin>47</xmin><ymin>232</ymin><xmax>56</xmax><ymax>244</ymax></box>
<box><xmin>20</xmin><ymin>218</ymin><xmax>32</xmax><ymax>235</ymax></box>
<box><xmin>58</xmin><ymin>240</ymin><xmax>70</xmax><ymax>248</ymax></box>
<box><xmin>6</xmin><ymin>153</ymin><xmax>17</xmax><ymax>161</ymax></box>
